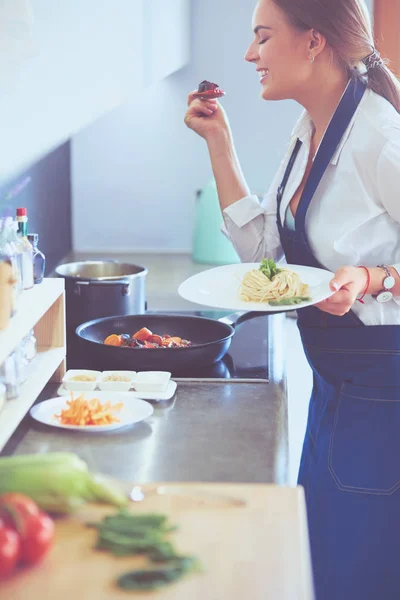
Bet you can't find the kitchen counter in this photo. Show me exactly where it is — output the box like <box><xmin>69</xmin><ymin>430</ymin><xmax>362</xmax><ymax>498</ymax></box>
<box><xmin>0</xmin><ymin>261</ymin><xmax>311</xmax><ymax>597</ymax></box>
<box><xmin>2</xmin><ymin>313</ymin><xmax>288</xmax><ymax>485</ymax></box>
<box><xmin>2</xmin><ymin>381</ymin><xmax>287</xmax><ymax>484</ymax></box>
<box><xmin>3</xmin><ymin>253</ymin><xmax>289</xmax><ymax>483</ymax></box>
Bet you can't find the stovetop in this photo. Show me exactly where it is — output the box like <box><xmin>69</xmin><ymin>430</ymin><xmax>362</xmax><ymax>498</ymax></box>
<box><xmin>67</xmin><ymin>310</ymin><xmax>269</xmax><ymax>382</ymax></box>
<box><xmin>169</xmin><ymin>310</ymin><xmax>269</xmax><ymax>382</ymax></box>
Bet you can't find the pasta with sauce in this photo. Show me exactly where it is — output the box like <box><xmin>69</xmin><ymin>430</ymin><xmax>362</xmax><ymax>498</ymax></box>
<box><xmin>239</xmin><ymin>259</ymin><xmax>310</xmax><ymax>304</ymax></box>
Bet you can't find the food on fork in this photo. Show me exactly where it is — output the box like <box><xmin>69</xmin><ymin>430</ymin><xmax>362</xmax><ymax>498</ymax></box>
<box><xmin>192</xmin><ymin>80</ymin><xmax>226</xmax><ymax>99</ymax></box>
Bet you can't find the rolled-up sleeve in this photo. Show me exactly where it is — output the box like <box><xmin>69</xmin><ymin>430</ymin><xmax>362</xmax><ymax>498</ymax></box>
<box><xmin>377</xmin><ymin>140</ymin><xmax>400</xmax><ymax>297</ymax></box>
<box><xmin>221</xmin><ymin>159</ymin><xmax>288</xmax><ymax>264</ymax></box>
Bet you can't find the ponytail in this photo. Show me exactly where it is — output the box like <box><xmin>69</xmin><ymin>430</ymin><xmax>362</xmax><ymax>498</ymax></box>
<box><xmin>365</xmin><ymin>58</ymin><xmax>400</xmax><ymax>113</ymax></box>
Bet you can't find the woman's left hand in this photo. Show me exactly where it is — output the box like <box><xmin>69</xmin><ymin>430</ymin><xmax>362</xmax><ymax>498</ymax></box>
<box><xmin>315</xmin><ymin>266</ymin><xmax>368</xmax><ymax>316</ymax></box>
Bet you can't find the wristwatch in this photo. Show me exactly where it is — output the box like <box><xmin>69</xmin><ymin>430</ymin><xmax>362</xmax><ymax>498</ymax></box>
<box><xmin>374</xmin><ymin>265</ymin><xmax>396</xmax><ymax>303</ymax></box>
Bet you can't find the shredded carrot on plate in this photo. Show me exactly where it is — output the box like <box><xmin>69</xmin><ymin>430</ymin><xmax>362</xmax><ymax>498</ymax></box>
<box><xmin>55</xmin><ymin>393</ymin><xmax>124</xmax><ymax>426</ymax></box>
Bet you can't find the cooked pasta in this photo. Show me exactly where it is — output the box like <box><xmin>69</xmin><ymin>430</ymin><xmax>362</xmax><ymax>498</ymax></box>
<box><xmin>240</xmin><ymin>267</ymin><xmax>309</xmax><ymax>303</ymax></box>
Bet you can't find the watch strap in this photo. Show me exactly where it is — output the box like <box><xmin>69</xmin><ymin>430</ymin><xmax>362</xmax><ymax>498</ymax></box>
<box><xmin>377</xmin><ymin>265</ymin><xmax>392</xmax><ymax>280</ymax></box>
<box><xmin>374</xmin><ymin>265</ymin><xmax>395</xmax><ymax>302</ymax></box>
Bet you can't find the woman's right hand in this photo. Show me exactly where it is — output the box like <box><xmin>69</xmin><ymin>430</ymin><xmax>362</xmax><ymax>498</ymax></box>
<box><xmin>184</xmin><ymin>91</ymin><xmax>231</xmax><ymax>141</ymax></box>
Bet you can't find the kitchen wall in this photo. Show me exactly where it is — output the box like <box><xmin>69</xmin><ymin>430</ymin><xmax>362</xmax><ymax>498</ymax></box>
<box><xmin>71</xmin><ymin>0</ymin><xmax>374</xmax><ymax>253</ymax></box>
<box><xmin>0</xmin><ymin>0</ymin><xmax>142</xmax><ymax>185</ymax></box>
<box><xmin>0</xmin><ymin>142</ymin><xmax>72</xmax><ymax>274</ymax></box>
<box><xmin>71</xmin><ymin>0</ymin><xmax>303</xmax><ymax>253</ymax></box>
<box><xmin>72</xmin><ymin>0</ymin><xmax>375</xmax><ymax>254</ymax></box>
<box><xmin>0</xmin><ymin>0</ymin><xmax>374</xmax><ymax>265</ymax></box>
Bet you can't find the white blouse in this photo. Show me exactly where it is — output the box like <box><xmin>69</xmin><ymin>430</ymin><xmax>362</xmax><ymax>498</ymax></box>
<box><xmin>222</xmin><ymin>87</ymin><xmax>400</xmax><ymax>326</ymax></box>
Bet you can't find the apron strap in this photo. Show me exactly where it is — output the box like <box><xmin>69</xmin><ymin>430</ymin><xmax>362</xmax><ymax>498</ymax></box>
<box><xmin>295</xmin><ymin>77</ymin><xmax>367</xmax><ymax>233</ymax></box>
<box><xmin>276</xmin><ymin>138</ymin><xmax>303</xmax><ymax>229</ymax></box>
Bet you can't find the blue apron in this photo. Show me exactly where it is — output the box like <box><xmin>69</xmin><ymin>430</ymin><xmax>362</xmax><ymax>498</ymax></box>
<box><xmin>277</xmin><ymin>77</ymin><xmax>400</xmax><ymax>600</ymax></box>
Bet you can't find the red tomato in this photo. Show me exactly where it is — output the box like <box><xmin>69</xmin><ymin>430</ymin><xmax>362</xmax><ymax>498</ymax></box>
<box><xmin>19</xmin><ymin>512</ymin><xmax>54</xmax><ymax>566</ymax></box>
<box><xmin>0</xmin><ymin>525</ymin><xmax>20</xmax><ymax>578</ymax></box>
<box><xmin>0</xmin><ymin>493</ymin><xmax>39</xmax><ymax>519</ymax></box>
<box><xmin>0</xmin><ymin>493</ymin><xmax>40</xmax><ymax>531</ymax></box>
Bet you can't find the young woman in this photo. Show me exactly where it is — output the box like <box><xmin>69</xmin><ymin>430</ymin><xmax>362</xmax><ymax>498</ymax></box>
<box><xmin>185</xmin><ymin>1</ymin><xmax>400</xmax><ymax>599</ymax></box>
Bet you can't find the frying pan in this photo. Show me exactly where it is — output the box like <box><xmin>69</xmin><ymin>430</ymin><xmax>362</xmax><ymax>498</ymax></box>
<box><xmin>75</xmin><ymin>312</ymin><xmax>262</xmax><ymax>371</ymax></box>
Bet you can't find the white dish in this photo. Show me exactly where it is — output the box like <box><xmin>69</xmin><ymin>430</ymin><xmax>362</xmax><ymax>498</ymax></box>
<box><xmin>57</xmin><ymin>380</ymin><xmax>178</xmax><ymax>402</ymax></box>
<box><xmin>62</xmin><ymin>370</ymin><xmax>101</xmax><ymax>392</ymax></box>
<box><xmin>98</xmin><ymin>371</ymin><xmax>137</xmax><ymax>392</ymax></box>
<box><xmin>30</xmin><ymin>393</ymin><xmax>154</xmax><ymax>432</ymax></box>
<box><xmin>178</xmin><ymin>263</ymin><xmax>335</xmax><ymax>312</ymax></box>
<box><xmin>131</xmin><ymin>371</ymin><xmax>171</xmax><ymax>393</ymax></box>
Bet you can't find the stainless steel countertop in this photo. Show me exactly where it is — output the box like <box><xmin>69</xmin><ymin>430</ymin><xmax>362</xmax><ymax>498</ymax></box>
<box><xmin>2</xmin><ymin>315</ymin><xmax>288</xmax><ymax>485</ymax></box>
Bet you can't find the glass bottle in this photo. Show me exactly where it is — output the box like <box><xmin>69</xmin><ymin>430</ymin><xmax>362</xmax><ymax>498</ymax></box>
<box><xmin>0</xmin><ymin>253</ymin><xmax>16</xmax><ymax>327</ymax></box>
<box><xmin>0</xmin><ymin>216</ymin><xmax>23</xmax><ymax>295</ymax></box>
<box><xmin>27</xmin><ymin>234</ymin><xmax>45</xmax><ymax>284</ymax></box>
<box><xmin>0</xmin><ymin>352</ymin><xmax>20</xmax><ymax>400</ymax></box>
<box><xmin>15</xmin><ymin>341</ymin><xmax>28</xmax><ymax>384</ymax></box>
<box><xmin>24</xmin><ymin>329</ymin><xmax>37</xmax><ymax>362</ymax></box>
<box><xmin>15</xmin><ymin>207</ymin><xmax>34</xmax><ymax>290</ymax></box>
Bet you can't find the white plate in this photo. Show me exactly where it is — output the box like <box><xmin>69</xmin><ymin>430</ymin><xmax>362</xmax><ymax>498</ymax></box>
<box><xmin>30</xmin><ymin>393</ymin><xmax>154</xmax><ymax>432</ymax></box>
<box><xmin>178</xmin><ymin>263</ymin><xmax>335</xmax><ymax>312</ymax></box>
<box><xmin>56</xmin><ymin>380</ymin><xmax>178</xmax><ymax>402</ymax></box>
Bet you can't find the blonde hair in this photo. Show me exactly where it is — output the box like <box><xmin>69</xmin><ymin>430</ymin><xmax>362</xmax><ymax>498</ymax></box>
<box><xmin>273</xmin><ymin>0</ymin><xmax>400</xmax><ymax>112</ymax></box>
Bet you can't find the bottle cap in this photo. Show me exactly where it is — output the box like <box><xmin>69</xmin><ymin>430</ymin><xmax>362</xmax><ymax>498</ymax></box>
<box><xmin>16</xmin><ymin>208</ymin><xmax>27</xmax><ymax>217</ymax></box>
<box><xmin>27</xmin><ymin>233</ymin><xmax>38</xmax><ymax>245</ymax></box>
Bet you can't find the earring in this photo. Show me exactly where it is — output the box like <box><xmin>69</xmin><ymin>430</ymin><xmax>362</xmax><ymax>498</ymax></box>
<box><xmin>309</xmin><ymin>53</ymin><xmax>315</xmax><ymax>63</ymax></box>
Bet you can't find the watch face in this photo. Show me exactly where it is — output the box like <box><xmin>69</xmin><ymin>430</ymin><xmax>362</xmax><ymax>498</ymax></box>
<box><xmin>376</xmin><ymin>291</ymin><xmax>393</xmax><ymax>303</ymax></box>
<box><xmin>383</xmin><ymin>275</ymin><xmax>396</xmax><ymax>290</ymax></box>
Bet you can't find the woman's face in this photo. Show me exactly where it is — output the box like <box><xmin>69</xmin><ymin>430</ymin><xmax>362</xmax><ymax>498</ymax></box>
<box><xmin>245</xmin><ymin>0</ymin><xmax>315</xmax><ymax>101</ymax></box>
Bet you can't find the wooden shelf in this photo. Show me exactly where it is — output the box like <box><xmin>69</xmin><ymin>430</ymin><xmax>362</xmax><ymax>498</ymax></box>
<box><xmin>0</xmin><ymin>279</ymin><xmax>65</xmax><ymax>365</ymax></box>
<box><xmin>0</xmin><ymin>347</ymin><xmax>66</xmax><ymax>451</ymax></box>
<box><xmin>0</xmin><ymin>277</ymin><xmax>66</xmax><ymax>452</ymax></box>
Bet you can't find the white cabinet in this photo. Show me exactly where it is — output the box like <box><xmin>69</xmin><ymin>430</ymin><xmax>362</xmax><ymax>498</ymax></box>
<box><xmin>0</xmin><ymin>279</ymin><xmax>66</xmax><ymax>451</ymax></box>
<box><xmin>143</xmin><ymin>0</ymin><xmax>191</xmax><ymax>86</ymax></box>
<box><xmin>0</xmin><ymin>0</ymin><xmax>191</xmax><ymax>183</ymax></box>
<box><xmin>0</xmin><ymin>1</ymin><xmax>144</xmax><ymax>183</ymax></box>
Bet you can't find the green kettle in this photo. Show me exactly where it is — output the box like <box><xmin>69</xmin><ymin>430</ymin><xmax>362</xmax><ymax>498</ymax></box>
<box><xmin>192</xmin><ymin>179</ymin><xmax>240</xmax><ymax>265</ymax></box>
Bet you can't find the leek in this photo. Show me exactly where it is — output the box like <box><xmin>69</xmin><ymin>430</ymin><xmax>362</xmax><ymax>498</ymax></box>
<box><xmin>0</xmin><ymin>452</ymin><xmax>127</xmax><ymax>513</ymax></box>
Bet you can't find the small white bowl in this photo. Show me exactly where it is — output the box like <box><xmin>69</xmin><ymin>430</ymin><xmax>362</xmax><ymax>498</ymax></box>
<box><xmin>62</xmin><ymin>370</ymin><xmax>101</xmax><ymax>392</ymax></box>
<box><xmin>98</xmin><ymin>371</ymin><xmax>136</xmax><ymax>392</ymax></box>
<box><xmin>132</xmin><ymin>371</ymin><xmax>171</xmax><ymax>393</ymax></box>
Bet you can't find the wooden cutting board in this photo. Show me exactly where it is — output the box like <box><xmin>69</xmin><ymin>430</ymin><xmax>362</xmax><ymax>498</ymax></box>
<box><xmin>0</xmin><ymin>484</ymin><xmax>314</xmax><ymax>600</ymax></box>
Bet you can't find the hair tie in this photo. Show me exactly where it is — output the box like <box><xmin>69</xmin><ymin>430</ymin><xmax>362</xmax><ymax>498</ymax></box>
<box><xmin>363</xmin><ymin>49</ymin><xmax>384</xmax><ymax>71</ymax></box>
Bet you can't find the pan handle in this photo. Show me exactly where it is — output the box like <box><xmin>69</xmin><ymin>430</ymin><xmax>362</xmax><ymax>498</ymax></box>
<box><xmin>218</xmin><ymin>311</ymin><xmax>277</xmax><ymax>328</ymax></box>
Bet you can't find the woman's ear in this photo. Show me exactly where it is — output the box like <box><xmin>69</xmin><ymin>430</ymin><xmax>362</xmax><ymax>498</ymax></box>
<box><xmin>309</xmin><ymin>29</ymin><xmax>326</xmax><ymax>58</ymax></box>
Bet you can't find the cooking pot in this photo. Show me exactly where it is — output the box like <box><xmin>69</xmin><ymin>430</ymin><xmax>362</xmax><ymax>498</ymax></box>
<box><xmin>55</xmin><ymin>261</ymin><xmax>147</xmax><ymax>364</ymax></box>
